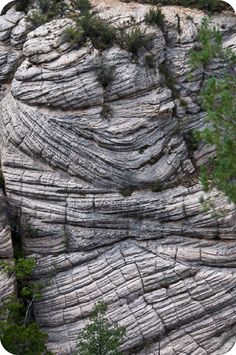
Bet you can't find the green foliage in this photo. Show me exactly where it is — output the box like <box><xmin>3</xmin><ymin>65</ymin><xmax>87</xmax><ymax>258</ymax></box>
<box><xmin>27</xmin><ymin>10</ymin><xmax>48</xmax><ymax>28</ymax></box>
<box><xmin>119</xmin><ymin>27</ymin><xmax>149</xmax><ymax>55</ymax></box>
<box><xmin>1</xmin><ymin>321</ymin><xmax>51</xmax><ymax>355</ymax></box>
<box><xmin>144</xmin><ymin>54</ymin><xmax>155</xmax><ymax>68</ymax></box>
<box><xmin>190</xmin><ymin>19</ymin><xmax>236</xmax><ymax>203</ymax></box>
<box><xmin>151</xmin><ymin>179</ymin><xmax>162</xmax><ymax>192</ymax></box>
<box><xmin>159</xmin><ymin>62</ymin><xmax>177</xmax><ymax>98</ymax></box>
<box><xmin>0</xmin><ymin>258</ymin><xmax>35</xmax><ymax>279</ymax></box>
<box><xmin>144</xmin><ymin>8</ymin><xmax>165</xmax><ymax>29</ymax></box>
<box><xmin>0</xmin><ymin>258</ymin><xmax>50</xmax><ymax>355</ymax></box>
<box><xmin>71</xmin><ymin>0</ymin><xmax>91</xmax><ymax>13</ymax></box>
<box><xmin>183</xmin><ymin>130</ymin><xmax>198</xmax><ymax>153</ymax></box>
<box><xmin>76</xmin><ymin>301</ymin><xmax>126</xmax><ymax>355</ymax></box>
<box><xmin>0</xmin><ymin>170</ymin><xmax>5</xmax><ymax>188</ymax></box>
<box><xmin>190</xmin><ymin>18</ymin><xmax>223</xmax><ymax>68</ymax></box>
<box><xmin>119</xmin><ymin>188</ymin><xmax>134</xmax><ymax>197</ymax></box>
<box><xmin>96</xmin><ymin>64</ymin><xmax>115</xmax><ymax>89</ymax></box>
<box><xmin>16</xmin><ymin>0</ymin><xmax>30</xmax><ymax>12</ymax></box>
<box><xmin>101</xmin><ymin>104</ymin><xmax>112</xmax><ymax>119</ymax></box>
<box><xmin>63</xmin><ymin>26</ymin><xmax>84</xmax><ymax>47</ymax></box>
<box><xmin>26</xmin><ymin>0</ymin><xmax>68</xmax><ymax>29</ymax></box>
<box><xmin>123</xmin><ymin>0</ymin><xmax>226</xmax><ymax>13</ymax></box>
<box><xmin>78</xmin><ymin>12</ymin><xmax>117</xmax><ymax>50</ymax></box>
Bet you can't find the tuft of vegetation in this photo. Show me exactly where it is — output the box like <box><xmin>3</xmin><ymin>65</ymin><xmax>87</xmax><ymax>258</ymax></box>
<box><xmin>190</xmin><ymin>18</ymin><xmax>223</xmax><ymax>68</ymax></box>
<box><xmin>151</xmin><ymin>179</ymin><xmax>162</xmax><ymax>192</ymax></box>
<box><xmin>0</xmin><ymin>170</ymin><xmax>5</xmax><ymax>189</ymax></box>
<box><xmin>118</xmin><ymin>27</ymin><xmax>149</xmax><ymax>55</ymax></box>
<box><xmin>121</xmin><ymin>0</ymin><xmax>228</xmax><ymax>13</ymax></box>
<box><xmin>144</xmin><ymin>8</ymin><xmax>165</xmax><ymax>29</ymax></box>
<box><xmin>101</xmin><ymin>104</ymin><xmax>112</xmax><ymax>119</ymax></box>
<box><xmin>119</xmin><ymin>188</ymin><xmax>135</xmax><ymax>197</ymax></box>
<box><xmin>190</xmin><ymin>19</ymin><xmax>236</xmax><ymax>203</ymax></box>
<box><xmin>63</xmin><ymin>26</ymin><xmax>84</xmax><ymax>47</ymax></box>
<box><xmin>0</xmin><ymin>257</ymin><xmax>51</xmax><ymax>355</ymax></box>
<box><xmin>78</xmin><ymin>12</ymin><xmax>117</xmax><ymax>50</ymax></box>
<box><xmin>96</xmin><ymin>64</ymin><xmax>115</xmax><ymax>89</ymax></box>
<box><xmin>71</xmin><ymin>0</ymin><xmax>91</xmax><ymax>14</ymax></box>
<box><xmin>159</xmin><ymin>62</ymin><xmax>178</xmax><ymax>98</ymax></box>
<box><xmin>144</xmin><ymin>53</ymin><xmax>155</xmax><ymax>68</ymax></box>
<box><xmin>26</xmin><ymin>0</ymin><xmax>68</xmax><ymax>29</ymax></box>
<box><xmin>76</xmin><ymin>301</ymin><xmax>126</xmax><ymax>355</ymax></box>
<box><xmin>16</xmin><ymin>0</ymin><xmax>30</xmax><ymax>12</ymax></box>
<box><xmin>184</xmin><ymin>130</ymin><xmax>199</xmax><ymax>155</ymax></box>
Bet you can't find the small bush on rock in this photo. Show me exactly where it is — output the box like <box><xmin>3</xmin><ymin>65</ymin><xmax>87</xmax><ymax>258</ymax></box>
<box><xmin>144</xmin><ymin>8</ymin><xmax>165</xmax><ymax>29</ymax></box>
<box><xmin>96</xmin><ymin>64</ymin><xmax>115</xmax><ymax>89</ymax></box>
<box><xmin>119</xmin><ymin>27</ymin><xmax>149</xmax><ymax>55</ymax></box>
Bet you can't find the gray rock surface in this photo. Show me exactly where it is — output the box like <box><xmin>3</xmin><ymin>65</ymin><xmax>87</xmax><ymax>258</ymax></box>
<box><xmin>0</xmin><ymin>1</ymin><xmax>236</xmax><ymax>354</ymax></box>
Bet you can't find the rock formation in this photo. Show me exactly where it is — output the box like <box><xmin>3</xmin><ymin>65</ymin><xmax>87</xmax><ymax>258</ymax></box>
<box><xmin>0</xmin><ymin>1</ymin><xmax>236</xmax><ymax>354</ymax></box>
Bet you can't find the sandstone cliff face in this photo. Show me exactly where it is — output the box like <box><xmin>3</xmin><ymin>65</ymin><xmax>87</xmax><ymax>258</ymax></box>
<box><xmin>0</xmin><ymin>1</ymin><xmax>236</xmax><ymax>354</ymax></box>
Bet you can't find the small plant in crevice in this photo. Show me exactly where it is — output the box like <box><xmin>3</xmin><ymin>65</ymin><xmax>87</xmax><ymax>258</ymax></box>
<box><xmin>118</xmin><ymin>27</ymin><xmax>150</xmax><ymax>55</ymax></box>
<box><xmin>101</xmin><ymin>104</ymin><xmax>112</xmax><ymax>119</ymax></box>
<box><xmin>144</xmin><ymin>8</ymin><xmax>165</xmax><ymax>29</ymax></box>
<box><xmin>26</xmin><ymin>10</ymin><xmax>48</xmax><ymax>28</ymax></box>
<box><xmin>26</xmin><ymin>0</ymin><xmax>68</xmax><ymax>29</ymax></box>
<box><xmin>159</xmin><ymin>62</ymin><xmax>178</xmax><ymax>98</ymax></box>
<box><xmin>183</xmin><ymin>130</ymin><xmax>199</xmax><ymax>157</ymax></box>
<box><xmin>144</xmin><ymin>53</ymin><xmax>155</xmax><ymax>68</ymax></box>
<box><xmin>0</xmin><ymin>170</ymin><xmax>5</xmax><ymax>189</ymax></box>
<box><xmin>119</xmin><ymin>187</ymin><xmax>135</xmax><ymax>197</ymax></box>
<box><xmin>63</xmin><ymin>26</ymin><xmax>84</xmax><ymax>47</ymax></box>
<box><xmin>179</xmin><ymin>98</ymin><xmax>188</xmax><ymax>107</ymax></box>
<box><xmin>139</xmin><ymin>145</ymin><xmax>149</xmax><ymax>154</ymax></box>
<box><xmin>78</xmin><ymin>12</ymin><xmax>117</xmax><ymax>50</ymax></box>
<box><xmin>151</xmin><ymin>179</ymin><xmax>162</xmax><ymax>192</ymax></box>
<box><xmin>96</xmin><ymin>64</ymin><xmax>115</xmax><ymax>89</ymax></box>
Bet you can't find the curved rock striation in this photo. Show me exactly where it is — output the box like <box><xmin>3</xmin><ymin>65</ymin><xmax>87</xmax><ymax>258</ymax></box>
<box><xmin>0</xmin><ymin>1</ymin><xmax>236</xmax><ymax>354</ymax></box>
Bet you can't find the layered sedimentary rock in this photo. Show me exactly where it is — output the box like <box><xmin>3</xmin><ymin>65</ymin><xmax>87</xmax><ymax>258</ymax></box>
<box><xmin>0</xmin><ymin>1</ymin><xmax>236</xmax><ymax>354</ymax></box>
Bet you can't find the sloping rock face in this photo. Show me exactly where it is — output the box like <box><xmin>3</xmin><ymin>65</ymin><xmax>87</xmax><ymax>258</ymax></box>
<box><xmin>0</xmin><ymin>1</ymin><xmax>236</xmax><ymax>354</ymax></box>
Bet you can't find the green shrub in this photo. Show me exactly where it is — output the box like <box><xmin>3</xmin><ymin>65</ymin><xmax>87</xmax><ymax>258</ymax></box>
<box><xmin>151</xmin><ymin>179</ymin><xmax>162</xmax><ymax>192</ymax></box>
<box><xmin>159</xmin><ymin>62</ymin><xmax>178</xmax><ymax>98</ymax></box>
<box><xmin>16</xmin><ymin>0</ymin><xmax>30</xmax><ymax>12</ymax></box>
<box><xmin>124</xmin><ymin>0</ymin><xmax>226</xmax><ymax>13</ymax></box>
<box><xmin>63</xmin><ymin>26</ymin><xmax>84</xmax><ymax>47</ymax></box>
<box><xmin>96</xmin><ymin>64</ymin><xmax>115</xmax><ymax>89</ymax></box>
<box><xmin>0</xmin><ymin>257</ymin><xmax>51</xmax><ymax>355</ymax></box>
<box><xmin>78</xmin><ymin>13</ymin><xmax>117</xmax><ymax>50</ymax></box>
<box><xmin>1</xmin><ymin>321</ymin><xmax>51</xmax><ymax>355</ymax></box>
<box><xmin>119</xmin><ymin>27</ymin><xmax>149</xmax><ymax>55</ymax></box>
<box><xmin>0</xmin><ymin>171</ymin><xmax>5</xmax><ymax>188</ymax></box>
<box><xmin>190</xmin><ymin>19</ymin><xmax>236</xmax><ymax>203</ymax></box>
<box><xmin>76</xmin><ymin>301</ymin><xmax>126</xmax><ymax>355</ymax></box>
<box><xmin>144</xmin><ymin>53</ymin><xmax>155</xmax><ymax>68</ymax></box>
<box><xmin>27</xmin><ymin>10</ymin><xmax>48</xmax><ymax>28</ymax></box>
<box><xmin>101</xmin><ymin>104</ymin><xmax>112</xmax><ymax>119</ymax></box>
<box><xmin>190</xmin><ymin>18</ymin><xmax>222</xmax><ymax>68</ymax></box>
<box><xmin>71</xmin><ymin>0</ymin><xmax>91</xmax><ymax>13</ymax></box>
<box><xmin>119</xmin><ymin>188</ymin><xmax>134</xmax><ymax>197</ymax></box>
<box><xmin>144</xmin><ymin>8</ymin><xmax>165</xmax><ymax>29</ymax></box>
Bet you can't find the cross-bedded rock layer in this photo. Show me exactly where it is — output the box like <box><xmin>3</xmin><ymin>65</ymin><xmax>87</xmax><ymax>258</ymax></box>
<box><xmin>0</xmin><ymin>1</ymin><xmax>236</xmax><ymax>354</ymax></box>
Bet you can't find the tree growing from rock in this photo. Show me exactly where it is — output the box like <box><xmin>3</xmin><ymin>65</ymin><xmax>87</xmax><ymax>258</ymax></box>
<box><xmin>76</xmin><ymin>301</ymin><xmax>126</xmax><ymax>355</ymax></box>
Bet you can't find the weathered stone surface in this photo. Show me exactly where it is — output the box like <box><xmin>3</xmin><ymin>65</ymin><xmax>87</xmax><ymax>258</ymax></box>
<box><xmin>0</xmin><ymin>1</ymin><xmax>236</xmax><ymax>354</ymax></box>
